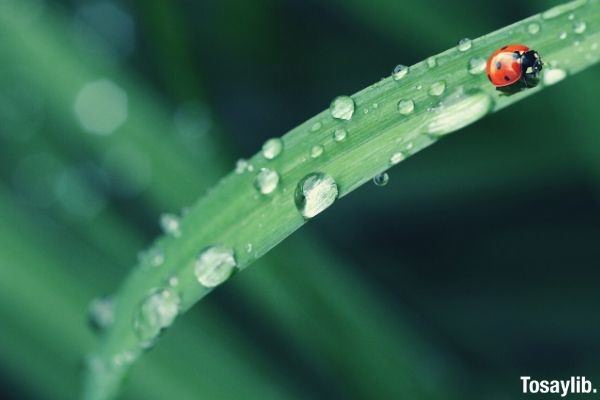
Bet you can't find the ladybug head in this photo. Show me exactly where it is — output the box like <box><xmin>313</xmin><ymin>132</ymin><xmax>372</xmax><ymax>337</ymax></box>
<box><xmin>521</xmin><ymin>50</ymin><xmax>543</xmax><ymax>77</ymax></box>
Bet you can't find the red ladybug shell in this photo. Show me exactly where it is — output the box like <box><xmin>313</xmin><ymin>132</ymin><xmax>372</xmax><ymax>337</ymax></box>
<box><xmin>486</xmin><ymin>44</ymin><xmax>530</xmax><ymax>87</ymax></box>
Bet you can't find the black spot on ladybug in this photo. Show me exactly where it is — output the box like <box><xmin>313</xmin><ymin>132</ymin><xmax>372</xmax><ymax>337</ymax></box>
<box><xmin>504</xmin><ymin>75</ymin><xmax>511</xmax><ymax>81</ymax></box>
<box><xmin>495</xmin><ymin>61</ymin><xmax>502</xmax><ymax>69</ymax></box>
<box><xmin>487</xmin><ymin>74</ymin><xmax>492</xmax><ymax>82</ymax></box>
<box><xmin>501</xmin><ymin>46</ymin><xmax>508</xmax><ymax>50</ymax></box>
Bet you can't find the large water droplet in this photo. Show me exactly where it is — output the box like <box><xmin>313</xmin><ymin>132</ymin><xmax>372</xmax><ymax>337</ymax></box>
<box><xmin>543</xmin><ymin>68</ymin><xmax>567</xmax><ymax>86</ymax></box>
<box><xmin>254</xmin><ymin>168</ymin><xmax>279</xmax><ymax>195</ymax></box>
<box><xmin>88</xmin><ymin>296</ymin><xmax>115</xmax><ymax>333</ymax></box>
<box><xmin>330</xmin><ymin>96</ymin><xmax>355</xmax><ymax>120</ymax></box>
<box><xmin>133</xmin><ymin>288</ymin><xmax>180</xmax><ymax>348</ymax></box>
<box><xmin>261</xmin><ymin>138</ymin><xmax>283</xmax><ymax>160</ymax></box>
<box><xmin>195</xmin><ymin>246</ymin><xmax>237</xmax><ymax>287</ymax></box>
<box><xmin>160</xmin><ymin>213</ymin><xmax>181</xmax><ymax>237</ymax></box>
<box><xmin>390</xmin><ymin>152</ymin><xmax>405</xmax><ymax>165</ymax></box>
<box><xmin>457</xmin><ymin>38</ymin><xmax>472</xmax><ymax>52</ymax></box>
<box><xmin>397</xmin><ymin>99</ymin><xmax>415</xmax><ymax>115</ymax></box>
<box><xmin>468</xmin><ymin>57</ymin><xmax>487</xmax><ymax>75</ymax></box>
<box><xmin>392</xmin><ymin>64</ymin><xmax>409</xmax><ymax>81</ymax></box>
<box><xmin>528</xmin><ymin>22</ymin><xmax>541</xmax><ymax>35</ymax></box>
<box><xmin>428</xmin><ymin>81</ymin><xmax>446</xmax><ymax>97</ymax></box>
<box><xmin>373</xmin><ymin>173</ymin><xmax>389</xmax><ymax>187</ymax></box>
<box><xmin>573</xmin><ymin>20</ymin><xmax>587</xmax><ymax>34</ymax></box>
<box><xmin>427</xmin><ymin>89</ymin><xmax>493</xmax><ymax>136</ymax></box>
<box><xmin>295</xmin><ymin>172</ymin><xmax>338</xmax><ymax>219</ymax></box>
<box><xmin>333</xmin><ymin>128</ymin><xmax>347</xmax><ymax>142</ymax></box>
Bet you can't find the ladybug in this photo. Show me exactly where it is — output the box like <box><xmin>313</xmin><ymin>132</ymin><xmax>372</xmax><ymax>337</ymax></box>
<box><xmin>486</xmin><ymin>44</ymin><xmax>543</xmax><ymax>90</ymax></box>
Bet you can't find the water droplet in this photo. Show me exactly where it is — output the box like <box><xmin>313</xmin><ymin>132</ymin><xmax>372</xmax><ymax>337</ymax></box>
<box><xmin>559</xmin><ymin>31</ymin><xmax>568</xmax><ymax>40</ymax></box>
<box><xmin>392</xmin><ymin>64</ymin><xmax>409</xmax><ymax>81</ymax></box>
<box><xmin>542</xmin><ymin>0</ymin><xmax>585</xmax><ymax>19</ymax></box>
<box><xmin>373</xmin><ymin>173</ymin><xmax>389</xmax><ymax>187</ymax></box>
<box><xmin>573</xmin><ymin>20</ymin><xmax>586</xmax><ymax>34</ymax></box>
<box><xmin>543</xmin><ymin>68</ymin><xmax>567</xmax><ymax>86</ymax></box>
<box><xmin>569</xmin><ymin>13</ymin><xmax>575</xmax><ymax>20</ymax></box>
<box><xmin>235</xmin><ymin>159</ymin><xmax>251</xmax><ymax>174</ymax></box>
<box><xmin>457</xmin><ymin>38</ymin><xmax>472</xmax><ymax>52</ymax></box>
<box><xmin>527</xmin><ymin>22</ymin><xmax>541</xmax><ymax>35</ymax></box>
<box><xmin>428</xmin><ymin>81</ymin><xmax>446</xmax><ymax>97</ymax></box>
<box><xmin>427</xmin><ymin>57</ymin><xmax>437</xmax><ymax>68</ymax></box>
<box><xmin>254</xmin><ymin>168</ymin><xmax>279</xmax><ymax>195</ymax></box>
<box><xmin>112</xmin><ymin>351</ymin><xmax>135</xmax><ymax>368</ymax></box>
<box><xmin>194</xmin><ymin>246</ymin><xmax>237</xmax><ymax>287</ymax></box>
<box><xmin>310</xmin><ymin>145</ymin><xmax>324</xmax><ymax>159</ymax></box>
<box><xmin>330</xmin><ymin>96</ymin><xmax>355</xmax><ymax>120</ymax></box>
<box><xmin>245</xmin><ymin>243</ymin><xmax>253</xmax><ymax>253</ymax></box>
<box><xmin>427</xmin><ymin>89</ymin><xmax>493</xmax><ymax>136</ymax></box>
<box><xmin>168</xmin><ymin>276</ymin><xmax>179</xmax><ymax>287</ymax></box>
<box><xmin>416</xmin><ymin>84</ymin><xmax>423</xmax><ymax>90</ymax></box>
<box><xmin>311</xmin><ymin>122</ymin><xmax>322</xmax><ymax>132</ymax></box>
<box><xmin>390</xmin><ymin>152</ymin><xmax>405</xmax><ymax>165</ymax></box>
<box><xmin>333</xmin><ymin>128</ymin><xmax>347</xmax><ymax>142</ymax></box>
<box><xmin>294</xmin><ymin>172</ymin><xmax>338</xmax><ymax>219</ymax></box>
<box><xmin>88</xmin><ymin>296</ymin><xmax>114</xmax><ymax>333</ymax></box>
<box><xmin>261</xmin><ymin>138</ymin><xmax>283</xmax><ymax>160</ymax></box>
<box><xmin>397</xmin><ymin>99</ymin><xmax>415</xmax><ymax>115</ymax></box>
<box><xmin>468</xmin><ymin>57</ymin><xmax>487</xmax><ymax>75</ymax></box>
<box><xmin>133</xmin><ymin>288</ymin><xmax>180</xmax><ymax>348</ymax></box>
<box><xmin>160</xmin><ymin>213</ymin><xmax>181</xmax><ymax>237</ymax></box>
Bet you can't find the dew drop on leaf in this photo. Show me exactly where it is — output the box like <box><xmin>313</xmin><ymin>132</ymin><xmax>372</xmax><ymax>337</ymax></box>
<box><xmin>390</xmin><ymin>152</ymin><xmax>405</xmax><ymax>165</ymax></box>
<box><xmin>527</xmin><ymin>22</ymin><xmax>541</xmax><ymax>35</ymax></box>
<box><xmin>295</xmin><ymin>172</ymin><xmax>338</xmax><ymax>219</ymax></box>
<box><xmin>194</xmin><ymin>246</ymin><xmax>237</xmax><ymax>287</ymax></box>
<box><xmin>373</xmin><ymin>173</ymin><xmax>389</xmax><ymax>187</ymax></box>
<box><xmin>329</xmin><ymin>96</ymin><xmax>355</xmax><ymax>120</ymax></box>
<box><xmin>310</xmin><ymin>145</ymin><xmax>324</xmax><ymax>159</ymax></box>
<box><xmin>543</xmin><ymin>68</ymin><xmax>567</xmax><ymax>85</ymax></box>
<box><xmin>253</xmin><ymin>168</ymin><xmax>279</xmax><ymax>195</ymax></box>
<box><xmin>333</xmin><ymin>128</ymin><xmax>347</xmax><ymax>142</ymax></box>
<box><xmin>428</xmin><ymin>81</ymin><xmax>446</xmax><ymax>97</ymax></box>
<box><xmin>457</xmin><ymin>38</ymin><xmax>472</xmax><ymax>52</ymax></box>
<box><xmin>397</xmin><ymin>99</ymin><xmax>415</xmax><ymax>115</ymax></box>
<box><xmin>133</xmin><ymin>288</ymin><xmax>180</xmax><ymax>348</ymax></box>
<box><xmin>392</xmin><ymin>64</ymin><xmax>409</xmax><ymax>81</ymax></box>
<box><xmin>468</xmin><ymin>57</ymin><xmax>487</xmax><ymax>75</ymax></box>
<box><xmin>573</xmin><ymin>20</ymin><xmax>587</xmax><ymax>34</ymax></box>
<box><xmin>261</xmin><ymin>138</ymin><xmax>283</xmax><ymax>160</ymax></box>
<box><xmin>160</xmin><ymin>213</ymin><xmax>181</xmax><ymax>237</ymax></box>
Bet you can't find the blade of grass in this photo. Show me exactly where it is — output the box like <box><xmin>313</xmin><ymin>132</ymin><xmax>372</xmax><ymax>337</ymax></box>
<box><xmin>83</xmin><ymin>1</ymin><xmax>600</xmax><ymax>398</ymax></box>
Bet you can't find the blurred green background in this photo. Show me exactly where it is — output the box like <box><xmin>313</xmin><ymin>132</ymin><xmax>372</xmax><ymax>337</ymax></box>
<box><xmin>0</xmin><ymin>0</ymin><xmax>599</xmax><ymax>399</ymax></box>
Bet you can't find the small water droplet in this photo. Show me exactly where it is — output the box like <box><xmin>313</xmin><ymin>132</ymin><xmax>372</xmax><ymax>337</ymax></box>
<box><xmin>390</xmin><ymin>152</ymin><xmax>405</xmax><ymax>165</ymax></box>
<box><xmin>253</xmin><ymin>168</ymin><xmax>279</xmax><ymax>195</ymax></box>
<box><xmin>427</xmin><ymin>89</ymin><xmax>493</xmax><ymax>136</ymax></box>
<box><xmin>133</xmin><ymin>288</ymin><xmax>180</xmax><ymax>348</ymax></box>
<box><xmin>245</xmin><ymin>243</ymin><xmax>253</xmax><ymax>253</ymax></box>
<box><xmin>527</xmin><ymin>22</ymin><xmax>541</xmax><ymax>35</ymax></box>
<box><xmin>311</xmin><ymin>122</ymin><xmax>322</xmax><ymax>132</ymax></box>
<box><xmin>468</xmin><ymin>57</ymin><xmax>487</xmax><ymax>75</ymax></box>
<box><xmin>138</xmin><ymin>248</ymin><xmax>165</xmax><ymax>268</ymax></box>
<box><xmin>295</xmin><ymin>172</ymin><xmax>338</xmax><ymax>219</ymax></box>
<box><xmin>397</xmin><ymin>99</ymin><xmax>415</xmax><ymax>115</ymax></box>
<box><xmin>457</xmin><ymin>38</ymin><xmax>472</xmax><ymax>52</ymax></box>
<box><xmin>168</xmin><ymin>276</ymin><xmax>179</xmax><ymax>287</ymax></box>
<box><xmin>333</xmin><ymin>128</ymin><xmax>347</xmax><ymax>142</ymax></box>
<box><xmin>88</xmin><ymin>296</ymin><xmax>115</xmax><ymax>333</ymax></box>
<box><xmin>543</xmin><ymin>68</ymin><xmax>567</xmax><ymax>86</ymax></box>
<box><xmin>261</xmin><ymin>138</ymin><xmax>283</xmax><ymax>160</ymax></box>
<box><xmin>235</xmin><ymin>159</ymin><xmax>251</xmax><ymax>174</ymax></box>
<box><xmin>195</xmin><ymin>246</ymin><xmax>237</xmax><ymax>287</ymax></box>
<box><xmin>310</xmin><ymin>145</ymin><xmax>324</xmax><ymax>159</ymax></box>
<box><xmin>573</xmin><ymin>20</ymin><xmax>587</xmax><ymax>34</ymax></box>
<box><xmin>392</xmin><ymin>64</ymin><xmax>409</xmax><ymax>81</ymax></box>
<box><xmin>569</xmin><ymin>13</ymin><xmax>576</xmax><ymax>20</ymax></box>
<box><xmin>160</xmin><ymin>213</ymin><xmax>181</xmax><ymax>237</ymax></box>
<box><xmin>112</xmin><ymin>351</ymin><xmax>135</xmax><ymax>368</ymax></box>
<box><xmin>559</xmin><ymin>31</ymin><xmax>568</xmax><ymax>40</ymax></box>
<box><xmin>416</xmin><ymin>84</ymin><xmax>423</xmax><ymax>90</ymax></box>
<box><xmin>428</xmin><ymin>81</ymin><xmax>446</xmax><ymax>97</ymax></box>
<box><xmin>427</xmin><ymin>57</ymin><xmax>437</xmax><ymax>68</ymax></box>
<box><xmin>373</xmin><ymin>173</ymin><xmax>389</xmax><ymax>187</ymax></box>
<box><xmin>330</xmin><ymin>96</ymin><xmax>355</xmax><ymax>120</ymax></box>
<box><xmin>372</xmin><ymin>103</ymin><xmax>379</xmax><ymax>109</ymax></box>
